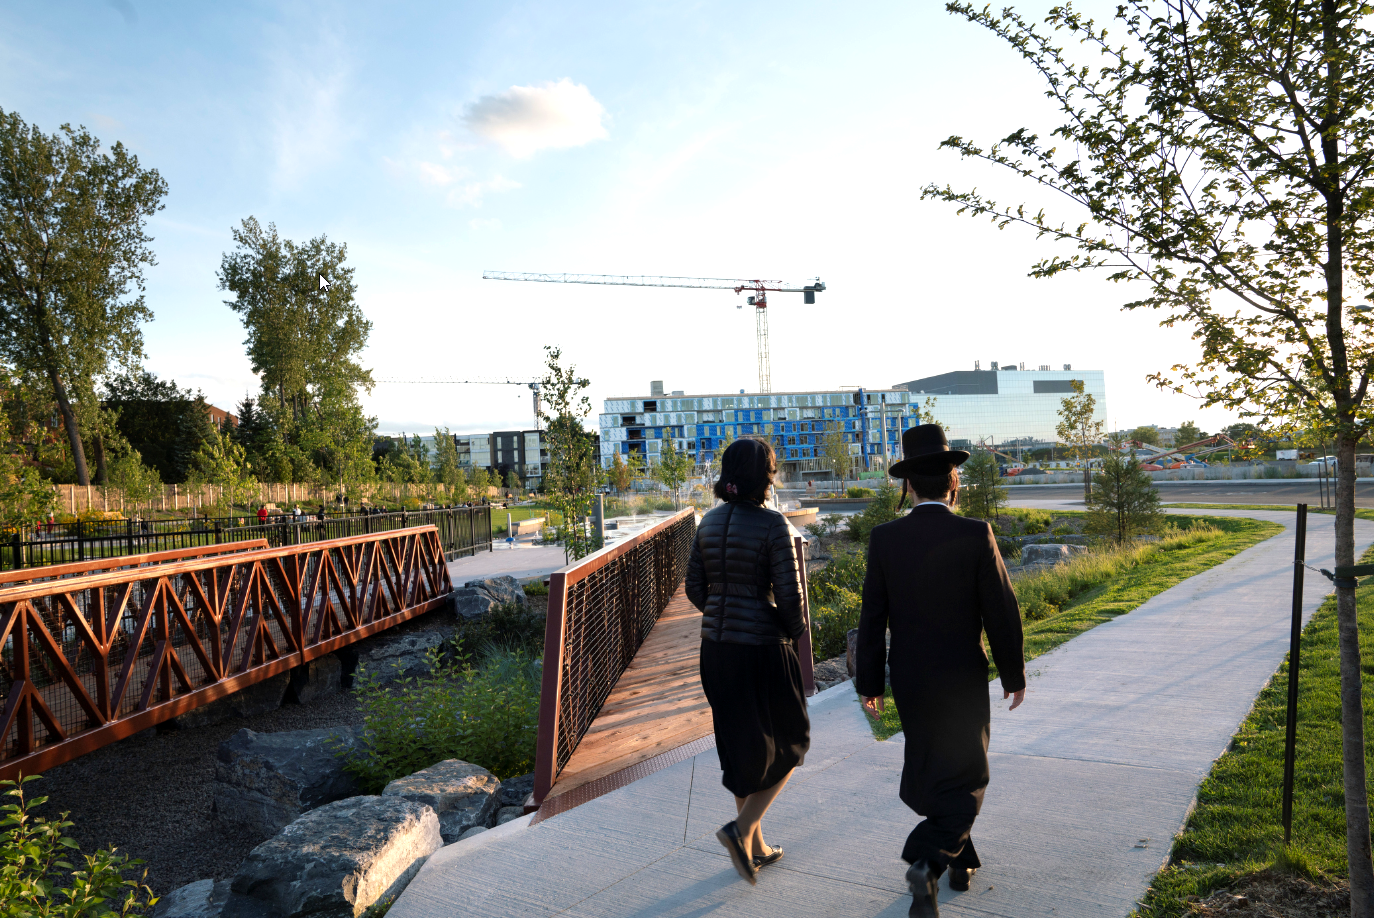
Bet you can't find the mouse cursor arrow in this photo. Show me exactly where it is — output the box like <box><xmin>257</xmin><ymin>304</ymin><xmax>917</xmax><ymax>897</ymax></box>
<box><xmin>318</xmin><ymin>275</ymin><xmax>331</xmax><ymax>292</ymax></box>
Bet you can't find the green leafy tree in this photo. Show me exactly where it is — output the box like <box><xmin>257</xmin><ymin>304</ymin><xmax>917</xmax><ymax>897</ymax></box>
<box><xmin>651</xmin><ymin>434</ymin><xmax>692</xmax><ymax>509</ymax></box>
<box><xmin>1128</xmin><ymin>425</ymin><xmax>1161</xmax><ymax>447</ymax></box>
<box><xmin>0</xmin><ymin>408</ymin><xmax>57</xmax><ymax>532</ymax></box>
<box><xmin>707</xmin><ymin>428</ymin><xmax>733</xmax><ymax>493</ymax></box>
<box><xmin>189</xmin><ymin>426</ymin><xmax>257</xmax><ymax>512</ymax></box>
<box><xmin>0</xmin><ymin>110</ymin><xmax>168</xmax><ymax>486</ymax></box>
<box><xmin>1175</xmin><ymin>420</ymin><xmax>1206</xmax><ymax>448</ymax></box>
<box><xmin>1086</xmin><ymin>438</ymin><xmax>1162</xmax><ymax>543</ymax></box>
<box><xmin>923</xmin><ymin>4</ymin><xmax>1374</xmax><ymax>892</ymax></box>
<box><xmin>295</xmin><ymin>380</ymin><xmax>377</xmax><ymax>501</ymax></box>
<box><xmin>608</xmin><ymin>451</ymin><xmax>633</xmax><ymax>495</ymax></box>
<box><xmin>217</xmin><ymin>218</ymin><xmax>373</xmax><ymax>422</ymax></box>
<box><xmin>844</xmin><ymin>482</ymin><xmax>902</xmax><ymax>544</ymax></box>
<box><xmin>820</xmin><ymin>422</ymin><xmax>852</xmax><ymax>492</ymax></box>
<box><xmin>432</xmin><ymin>427</ymin><xmax>466</xmax><ymax>496</ymax></box>
<box><xmin>103</xmin><ymin>371</ymin><xmax>219</xmax><ymax>484</ymax></box>
<box><xmin>468</xmin><ymin>466</ymin><xmax>490</xmax><ymax>501</ymax></box>
<box><xmin>503</xmin><ymin>469</ymin><xmax>520</xmax><ymax>495</ymax></box>
<box><xmin>538</xmin><ymin>346</ymin><xmax>597</xmax><ymax>561</ymax></box>
<box><xmin>958</xmin><ymin>449</ymin><xmax>1006</xmax><ymax>521</ymax></box>
<box><xmin>1055</xmin><ymin>381</ymin><xmax>1104</xmax><ymax>502</ymax></box>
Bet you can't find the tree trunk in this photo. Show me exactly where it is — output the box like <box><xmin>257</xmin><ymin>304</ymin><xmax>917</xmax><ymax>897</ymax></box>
<box><xmin>93</xmin><ymin>432</ymin><xmax>108</xmax><ymax>486</ymax></box>
<box><xmin>1336</xmin><ymin>433</ymin><xmax>1374</xmax><ymax>915</ymax></box>
<box><xmin>49</xmin><ymin>369</ymin><xmax>90</xmax><ymax>486</ymax></box>
<box><xmin>1083</xmin><ymin>462</ymin><xmax>1092</xmax><ymax>504</ymax></box>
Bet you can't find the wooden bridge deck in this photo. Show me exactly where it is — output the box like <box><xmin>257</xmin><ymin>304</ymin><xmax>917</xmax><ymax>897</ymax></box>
<box><xmin>545</xmin><ymin>586</ymin><xmax>713</xmax><ymax>801</ymax></box>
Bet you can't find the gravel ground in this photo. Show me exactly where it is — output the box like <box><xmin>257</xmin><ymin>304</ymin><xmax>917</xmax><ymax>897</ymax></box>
<box><xmin>31</xmin><ymin>686</ymin><xmax>368</xmax><ymax>896</ymax></box>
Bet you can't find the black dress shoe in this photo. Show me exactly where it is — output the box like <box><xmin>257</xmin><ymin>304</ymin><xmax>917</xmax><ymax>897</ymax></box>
<box><xmin>948</xmin><ymin>866</ymin><xmax>975</xmax><ymax>891</ymax></box>
<box><xmin>906</xmin><ymin>860</ymin><xmax>940</xmax><ymax>918</ymax></box>
<box><xmin>716</xmin><ymin>822</ymin><xmax>758</xmax><ymax>885</ymax></box>
<box><xmin>753</xmin><ymin>846</ymin><xmax>784</xmax><ymax>868</ymax></box>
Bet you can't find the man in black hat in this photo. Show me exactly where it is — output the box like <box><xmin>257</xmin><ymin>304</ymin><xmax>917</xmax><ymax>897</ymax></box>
<box><xmin>855</xmin><ymin>423</ymin><xmax>1026</xmax><ymax>918</ymax></box>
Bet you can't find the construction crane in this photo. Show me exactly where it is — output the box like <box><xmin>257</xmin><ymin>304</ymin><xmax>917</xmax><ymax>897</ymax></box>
<box><xmin>375</xmin><ymin>378</ymin><xmax>543</xmax><ymax>429</ymax></box>
<box><xmin>482</xmin><ymin>271</ymin><xmax>826</xmax><ymax>394</ymax></box>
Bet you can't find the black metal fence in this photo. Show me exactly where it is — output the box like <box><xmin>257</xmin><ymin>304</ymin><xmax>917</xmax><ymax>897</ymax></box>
<box><xmin>4</xmin><ymin>506</ymin><xmax>492</xmax><ymax>570</ymax></box>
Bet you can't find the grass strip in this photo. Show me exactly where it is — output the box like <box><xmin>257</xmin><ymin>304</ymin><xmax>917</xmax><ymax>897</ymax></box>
<box><xmin>1162</xmin><ymin>502</ymin><xmax>1374</xmax><ymax>523</ymax></box>
<box><xmin>867</xmin><ymin>514</ymin><xmax>1282</xmax><ymax>740</ymax></box>
<box><xmin>1132</xmin><ymin>542</ymin><xmax>1374</xmax><ymax>916</ymax></box>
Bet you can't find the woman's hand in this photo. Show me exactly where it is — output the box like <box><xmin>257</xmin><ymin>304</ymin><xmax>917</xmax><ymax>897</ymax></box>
<box><xmin>862</xmin><ymin>695</ymin><xmax>885</xmax><ymax>720</ymax></box>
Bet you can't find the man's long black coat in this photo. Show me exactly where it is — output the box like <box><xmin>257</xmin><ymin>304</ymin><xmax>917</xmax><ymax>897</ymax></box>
<box><xmin>856</xmin><ymin>504</ymin><xmax>1026</xmax><ymax>819</ymax></box>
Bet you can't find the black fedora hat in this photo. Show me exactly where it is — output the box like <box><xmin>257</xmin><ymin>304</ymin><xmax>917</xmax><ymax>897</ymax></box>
<box><xmin>888</xmin><ymin>424</ymin><xmax>971</xmax><ymax>479</ymax></box>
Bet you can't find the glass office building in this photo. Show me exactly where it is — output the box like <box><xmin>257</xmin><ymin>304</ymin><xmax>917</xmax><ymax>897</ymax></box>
<box><xmin>599</xmin><ymin>386</ymin><xmax>922</xmax><ymax>479</ymax></box>
<box><xmin>897</xmin><ymin>368</ymin><xmax>1107</xmax><ymax>451</ymax></box>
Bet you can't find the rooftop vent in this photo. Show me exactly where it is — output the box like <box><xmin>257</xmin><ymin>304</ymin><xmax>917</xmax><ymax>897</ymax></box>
<box><xmin>1063</xmin><ymin>363</ymin><xmax>1072</xmax><ymax>371</ymax></box>
<box><xmin>650</xmin><ymin>380</ymin><xmax>665</xmax><ymax>397</ymax></box>
<box><xmin>1039</xmin><ymin>365</ymin><xmax>1051</xmax><ymax>371</ymax></box>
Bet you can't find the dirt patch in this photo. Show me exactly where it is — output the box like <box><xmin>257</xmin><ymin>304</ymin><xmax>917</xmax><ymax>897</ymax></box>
<box><xmin>1186</xmin><ymin>871</ymin><xmax>1349</xmax><ymax>917</ymax></box>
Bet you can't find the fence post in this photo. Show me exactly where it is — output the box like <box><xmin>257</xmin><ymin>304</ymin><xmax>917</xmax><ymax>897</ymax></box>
<box><xmin>1282</xmin><ymin>503</ymin><xmax>1309</xmax><ymax>844</ymax></box>
<box><xmin>127</xmin><ymin>519</ymin><xmax>135</xmax><ymax>558</ymax></box>
<box><xmin>10</xmin><ymin>532</ymin><xmax>21</xmax><ymax>570</ymax></box>
<box><xmin>77</xmin><ymin>520</ymin><xmax>85</xmax><ymax>562</ymax></box>
<box><xmin>214</xmin><ymin>522</ymin><xmax>222</xmax><ymax>545</ymax></box>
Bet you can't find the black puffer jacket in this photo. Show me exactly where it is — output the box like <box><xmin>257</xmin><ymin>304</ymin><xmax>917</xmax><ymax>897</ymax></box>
<box><xmin>686</xmin><ymin>500</ymin><xmax>805</xmax><ymax>645</ymax></box>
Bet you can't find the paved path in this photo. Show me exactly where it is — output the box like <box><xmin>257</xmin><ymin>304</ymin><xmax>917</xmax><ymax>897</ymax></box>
<box><xmin>447</xmin><ymin>542</ymin><xmax>570</xmax><ymax>585</ymax></box>
<box><xmin>395</xmin><ymin>509</ymin><xmax>1371</xmax><ymax>918</ymax></box>
<box><xmin>1007</xmin><ymin>478</ymin><xmax>1374</xmax><ymax>506</ymax></box>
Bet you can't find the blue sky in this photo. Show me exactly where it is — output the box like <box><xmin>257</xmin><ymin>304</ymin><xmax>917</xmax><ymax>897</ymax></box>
<box><xmin>1</xmin><ymin>0</ymin><xmax>1236</xmax><ymax>437</ymax></box>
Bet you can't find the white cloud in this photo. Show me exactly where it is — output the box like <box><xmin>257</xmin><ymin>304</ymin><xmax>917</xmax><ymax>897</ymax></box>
<box><xmin>447</xmin><ymin>175</ymin><xmax>521</xmax><ymax>208</ymax></box>
<box><xmin>418</xmin><ymin>161</ymin><xmax>462</xmax><ymax>185</ymax></box>
<box><xmin>469</xmin><ymin>217</ymin><xmax>502</xmax><ymax>231</ymax></box>
<box><xmin>462</xmin><ymin>78</ymin><xmax>608</xmax><ymax>158</ymax></box>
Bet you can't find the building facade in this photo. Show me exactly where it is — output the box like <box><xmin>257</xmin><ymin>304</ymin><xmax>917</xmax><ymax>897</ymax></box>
<box><xmin>394</xmin><ymin>430</ymin><xmax>552</xmax><ymax>489</ymax></box>
<box><xmin>897</xmin><ymin>367</ymin><xmax>1107</xmax><ymax>452</ymax></box>
<box><xmin>599</xmin><ymin>386</ymin><xmax>923</xmax><ymax>479</ymax></box>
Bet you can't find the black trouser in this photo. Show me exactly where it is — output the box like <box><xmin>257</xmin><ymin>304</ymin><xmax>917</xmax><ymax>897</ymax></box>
<box><xmin>902</xmin><ymin>815</ymin><xmax>981</xmax><ymax>874</ymax></box>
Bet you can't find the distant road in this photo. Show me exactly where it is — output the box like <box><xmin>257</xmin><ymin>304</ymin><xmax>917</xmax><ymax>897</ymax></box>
<box><xmin>1006</xmin><ymin>479</ymin><xmax>1374</xmax><ymax>508</ymax></box>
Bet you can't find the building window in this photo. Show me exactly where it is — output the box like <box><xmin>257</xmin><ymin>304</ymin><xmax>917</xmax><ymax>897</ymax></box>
<box><xmin>787</xmin><ymin>436</ymin><xmax>796</xmax><ymax>446</ymax></box>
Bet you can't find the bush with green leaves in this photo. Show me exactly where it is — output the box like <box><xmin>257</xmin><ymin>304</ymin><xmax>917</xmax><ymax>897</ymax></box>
<box><xmin>809</xmin><ymin>548</ymin><xmax>866</xmax><ymax>604</ymax></box>
<box><xmin>845</xmin><ymin>486</ymin><xmax>875</xmax><ymax>498</ymax></box>
<box><xmin>1</xmin><ymin>777</ymin><xmax>157</xmax><ymax>918</ymax></box>
<box><xmin>810</xmin><ymin>586</ymin><xmax>862</xmax><ymax>661</ymax></box>
<box><xmin>341</xmin><ymin>647</ymin><xmax>541</xmax><ymax>792</ymax></box>
<box><xmin>452</xmin><ymin>602</ymin><xmax>545</xmax><ymax>659</ymax></box>
<box><xmin>844</xmin><ymin>483</ymin><xmax>902</xmax><ymax>544</ymax></box>
<box><xmin>521</xmin><ymin>580</ymin><xmax>549</xmax><ymax>597</ymax></box>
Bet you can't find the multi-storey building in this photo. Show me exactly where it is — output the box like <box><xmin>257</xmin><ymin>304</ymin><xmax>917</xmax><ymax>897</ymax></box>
<box><xmin>391</xmin><ymin>429</ymin><xmax>553</xmax><ymax>489</ymax></box>
<box><xmin>896</xmin><ymin>366</ymin><xmax>1107</xmax><ymax>451</ymax></box>
<box><xmin>598</xmin><ymin>382</ymin><xmax>921</xmax><ymax>479</ymax></box>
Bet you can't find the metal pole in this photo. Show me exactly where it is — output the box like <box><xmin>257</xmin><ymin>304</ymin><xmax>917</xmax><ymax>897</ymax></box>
<box><xmin>1282</xmin><ymin>503</ymin><xmax>1309</xmax><ymax>845</ymax></box>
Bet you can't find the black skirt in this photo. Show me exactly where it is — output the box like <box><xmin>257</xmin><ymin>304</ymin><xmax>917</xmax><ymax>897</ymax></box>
<box><xmin>699</xmin><ymin>639</ymin><xmax>811</xmax><ymax>797</ymax></box>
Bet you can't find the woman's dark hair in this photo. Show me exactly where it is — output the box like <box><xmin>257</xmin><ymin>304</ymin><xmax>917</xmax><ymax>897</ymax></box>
<box><xmin>907</xmin><ymin>467</ymin><xmax>960</xmax><ymax>503</ymax></box>
<box><xmin>714</xmin><ymin>438</ymin><xmax>777</xmax><ymax>502</ymax></box>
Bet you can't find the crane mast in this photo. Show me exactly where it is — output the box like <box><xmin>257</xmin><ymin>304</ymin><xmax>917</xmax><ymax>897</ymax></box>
<box><xmin>482</xmin><ymin>270</ymin><xmax>825</xmax><ymax>393</ymax></box>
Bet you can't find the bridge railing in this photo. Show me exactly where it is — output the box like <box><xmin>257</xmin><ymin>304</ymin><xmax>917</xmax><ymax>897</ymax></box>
<box><xmin>534</xmin><ymin>509</ymin><xmax>697</xmax><ymax>804</ymax></box>
<box><xmin>0</xmin><ymin>540</ymin><xmax>271</xmax><ymax>592</ymax></box>
<box><xmin>5</xmin><ymin>505</ymin><xmax>491</xmax><ymax>570</ymax></box>
<box><xmin>0</xmin><ymin>525</ymin><xmax>452</xmax><ymax>781</ymax></box>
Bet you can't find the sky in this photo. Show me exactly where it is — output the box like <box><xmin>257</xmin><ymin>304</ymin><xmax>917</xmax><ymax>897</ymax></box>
<box><xmin>0</xmin><ymin>0</ymin><xmax>1241</xmax><ymax>438</ymax></box>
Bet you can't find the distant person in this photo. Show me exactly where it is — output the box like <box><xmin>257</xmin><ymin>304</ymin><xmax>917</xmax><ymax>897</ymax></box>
<box><xmin>856</xmin><ymin>424</ymin><xmax>1026</xmax><ymax>917</ymax></box>
<box><xmin>685</xmin><ymin>438</ymin><xmax>807</xmax><ymax>885</ymax></box>
<box><xmin>257</xmin><ymin>505</ymin><xmax>268</xmax><ymax>525</ymax></box>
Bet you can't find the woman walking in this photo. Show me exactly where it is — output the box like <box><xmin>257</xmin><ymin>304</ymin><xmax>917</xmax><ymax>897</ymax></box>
<box><xmin>685</xmin><ymin>438</ymin><xmax>809</xmax><ymax>885</ymax></box>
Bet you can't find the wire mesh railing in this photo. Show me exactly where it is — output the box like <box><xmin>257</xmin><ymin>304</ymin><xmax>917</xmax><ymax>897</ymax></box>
<box><xmin>0</xmin><ymin>525</ymin><xmax>452</xmax><ymax>781</ymax></box>
<box><xmin>533</xmin><ymin>508</ymin><xmax>697</xmax><ymax>803</ymax></box>
<box><xmin>4</xmin><ymin>506</ymin><xmax>492</xmax><ymax>570</ymax></box>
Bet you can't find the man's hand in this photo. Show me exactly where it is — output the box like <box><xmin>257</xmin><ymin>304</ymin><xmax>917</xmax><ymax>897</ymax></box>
<box><xmin>1004</xmin><ymin>688</ymin><xmax>1025</xmax><ymax>711</ymax></box>
<box><xmin>862</xmin><ymin>695</ymin><xmax>886</xmax><ymax>720</ymax></box>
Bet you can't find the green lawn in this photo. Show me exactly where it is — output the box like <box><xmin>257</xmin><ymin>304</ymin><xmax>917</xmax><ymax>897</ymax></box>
<box><xmin>491</xmin><ymin>506</ymin><xmax>558</xmax><ymax>535</ymax></box>
<box><xmin>1162</xmin><ymin>502</ymin><xmax>1374</xmax><ymax>523</ymax></box>
<box><xmin>1133</xmin><ymin>543</ymin><xmax>1374</xmax><ymax>915</ymax></box>
<box><xmin>866</xmin><ymin>515</ymin><xmax>1282</xmax><ymax>739</ymax></box>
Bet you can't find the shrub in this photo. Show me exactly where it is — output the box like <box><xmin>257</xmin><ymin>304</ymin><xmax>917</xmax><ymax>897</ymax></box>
<box><xmin>845</xmin><ymin>483</ymin><xmax>902</xmax><ymax>544</ymax></box>
<box><xmin>453</xmin><ymin>602</ymin><xmax>545</xmax><ymax>660</ymax></box>
<box><xmin>810</xmin><ymin>587</ymin><xmax>862</xmax><ymax>661</ymax></box>
<box><xmin>521</xmin><ymin>580</ymin><xmax>549</xmax><ymax>597</ymax></box>
<box><xmin>342</xmin><ymin>647</ymin><xmax>541</xmax><ymax>791</ymax></box>
<box><xmin>0</xmin><ymin>777</ymin><xmax>157</xmax><ymax>918</ymax></box>
<box><xmin>1051</xmin><ymin>525</ymin><xmax>1073</xmax><ymax>537</ymax></box>
<box><xmin>845</xmin><ymin>487</ymin><xmax>875</xmax><ymax>499</ymax></box>
<box><xmin>809</xmin><ymin>548</ymin><xmax>866</xmax><ymax>604</ymax></box>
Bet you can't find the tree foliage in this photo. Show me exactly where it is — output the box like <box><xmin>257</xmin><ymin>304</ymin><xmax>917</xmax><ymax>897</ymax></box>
<box><xmin>1176</xmin><ymin>420</ymin><xmax>1206</xmax><ymax>446</ymax></box>
<box><xmin>924</xmin><ymin>3</ymin><xmax>1374</xmax><ymax>895</ymax></box>
<box><xmin>538</xmin><ymin>346</ymin><xmax>598</xmax><ymax>561</ymax></box>
<box><xmin>0</xmin><ymin>403</ymin><xmax>56</xmax><ymax>531</ymax></box>
<box><xmin>0</xmin><ymin>109</ymin><xmax>167</xmax><ymax>486</ymax></box>
<box><xmin>1086</xmin><ymin>439</ymin><xmax>1163</xmax><ymax>543</ymax></box>
<box><xmin>1055</xmin><ymin>380</ymin><xmax>1104</xmax><ymax>501</ymax></box>
<box><xmin>651</xmin><ymin>435</ymin><xmax>692</xmax><ymax>509</ymax></box>
<box><xmin>820</xmin><ymin>422</ymin><xmax>852</xmax><ymax>488</ymax></box>
<box><xmin>959</xmin><ymin>448</ymin><xmax>1007</xmax><ymax>521</ymax></box>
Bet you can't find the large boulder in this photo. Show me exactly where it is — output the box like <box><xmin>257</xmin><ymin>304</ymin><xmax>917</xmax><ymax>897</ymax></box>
<box><xmin>152</xmin><ymin>879</ymin><xmax>232</xmax><ymax>918</ymax></box>
<box><xmin>212</xmin><ymin>726</ymin><xmax>362</xmax><ymax>837</ymax></box>
<box><xmin>1022</xmin><ymin>543</ymin><xmax>1078</xmax><ymax>565</ymax></box>
<box><xmin>287</xmin><ymin>654</ymin><xmax>341</xmax><ymax>705</ymax></box>
<box><xmin>171</xmin><ymin>673</ymin><xmax>290</xmax><ymax>730</ymax></box>
<box><xmin>449</xmin><ymin>575</ymin><xmax>526</xmax><ymax>620</ymax></box>
<box><xmin>352</xmin><ymin>631</ymin><xmax>445</xmax><ymax>682</ymax></box>
<box><xmin>223</xmin><ymin>796</ymin><xmax>441</xmax><ymax>918</ymax></box>
<box><xmin>382</xmin><ymin>759</ymin><xmax>500</xmax><ymax>843</ymax></box>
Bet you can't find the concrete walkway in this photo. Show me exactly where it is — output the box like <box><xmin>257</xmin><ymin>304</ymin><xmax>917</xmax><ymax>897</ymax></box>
<box><xmin>395</xmin><ymin>509</ymin><xmax>1371</xmax><ymax>918</ymax></box>
<box><xmin>447</xmin><ymin>542</ymin><xmax>570</xmax><ymax>585</ymax></box>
